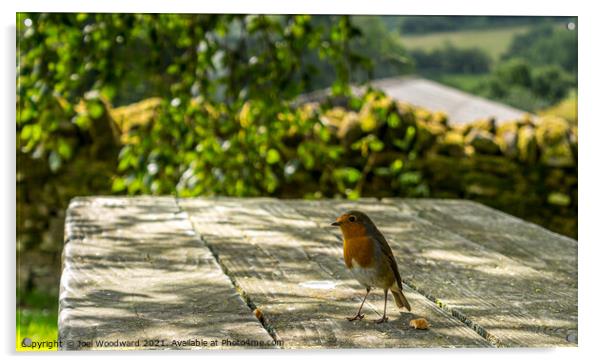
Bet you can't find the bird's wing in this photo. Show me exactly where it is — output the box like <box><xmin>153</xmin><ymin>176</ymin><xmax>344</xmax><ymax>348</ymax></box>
<box><xmin>372</xmin><ymin>231</ymin><xmax>404</xmax><ymax>291</ymax></box>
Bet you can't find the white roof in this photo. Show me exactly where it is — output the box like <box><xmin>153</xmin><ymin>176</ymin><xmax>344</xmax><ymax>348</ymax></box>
<box><xmin>369</xmin><ymin>76</ymin><xmax>532</xmax><ymax>125</ymax></box>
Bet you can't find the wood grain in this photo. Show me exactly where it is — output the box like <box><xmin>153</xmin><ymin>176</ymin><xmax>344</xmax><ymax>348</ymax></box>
<box><xmin>59</xmin><ymin>196</ymin><xmax>576</xmax><ymax>349</ymax></box>
<box><xmin>288</xmin><ymin>198</ymin><xmax>577</xmax><ymax>347</ymax></box>
<box><xmin>59</xmin><ymin>197</ymin><xmax>275</xmax><ymax>350</ymax></box>
<box><xmin>180</xmin><ymin>197</ymin><xmax>491</xmax><ymax>348</ymax></box>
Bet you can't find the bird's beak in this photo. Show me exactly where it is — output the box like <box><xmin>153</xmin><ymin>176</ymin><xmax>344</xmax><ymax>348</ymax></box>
<box><xmin>331</xmin><ymin>221</ymin><xmax>340</xmax><ymax>227</ymax></box>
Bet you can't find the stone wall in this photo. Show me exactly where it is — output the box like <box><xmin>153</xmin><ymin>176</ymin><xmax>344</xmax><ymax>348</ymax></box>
<box><xmin>16</xmin><ymin>91</ymin><xmax>577</xmax><ymax>295</ymax></box>
<box><xmin>419</xmin><ymin>116</ymin><xmax>577</xmax><ymax>238</ymax></box>
<box><xmin>318</xmin><ymin>92</ymin><xmax>577</xmax><ymax>238</ymax></box>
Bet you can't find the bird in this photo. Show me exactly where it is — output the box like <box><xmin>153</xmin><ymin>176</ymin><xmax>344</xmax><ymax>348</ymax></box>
<box><xmin>331</xmin><ymin>210</ymin><xmax>411</xmax><ymax>323</ymax></box>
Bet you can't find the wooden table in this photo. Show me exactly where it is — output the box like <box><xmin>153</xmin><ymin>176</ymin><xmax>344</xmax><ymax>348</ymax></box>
<box><xmin>58</xmin><ymin>197</ymin><xmax>577</xmax><ymax>349</ymax></box>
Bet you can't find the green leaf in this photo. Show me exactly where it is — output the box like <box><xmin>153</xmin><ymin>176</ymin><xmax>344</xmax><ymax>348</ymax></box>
<box><xmin>57</xmin><ymin>139</ymin><xmax>73</xmax><ymax>159</ymax></box>
<box><xmin>88</xmin><ymin>102</ymin><xmax>104</xmax><ymax>119</ymax></box>
<box><xmin>346</xmin><ymin>189</ymin><xmax>360</xmax><ymax>200</ymax></box>
<box><xmin>387</xmin><ymin>113</ymin><xmax>400</xmax><ymax>128</ymax></box>
<box><xmin>112</xmin><ymin>177</ymin><xmax>127</xmax><ymax>192</ymax></box>
<box><xmin>266</xmin><ymin>148</ymin><xmax>280</xmax><ymax>164</ymax></box>
<box><xmin>334</xmin><ymin>167</ymin><xmax>361</xmax><ymax>184</ymax></box>
<box><xmin>369</xmin><ymin>138</ymin><xmax>384</xmax><ymax>152</ymax></box>
<box><xmin>405</xmin><ymin>126</ymin><xmax>416</xmax><ymax>142</ymax></box>
<box><xmin>331</xmin><ymin>80</ymin><xmax>344</xmax><ymax>96</ymax></box>
<box><xmin>20</xmin><ymin>124</ymin><xmax>32</xmax><ymax>140</ymax></box>
<box><xmin>391</xmin><ymin>159</ymin><xmax>404</xmax><ymax>172</ymax></box>
<box><xmin>399</xmin><ymin>171</ymin><xmax>422</xmax><ymax>186</ymax></box>
<box><xmin>19</xmin><ymin>108</ymin><xmax>35</xmax><ymax>123</ymax></box>
<box><xmin>73</xmin><ymin>114</ymin><xmax>91</xmax><ymax>129</ymax></box>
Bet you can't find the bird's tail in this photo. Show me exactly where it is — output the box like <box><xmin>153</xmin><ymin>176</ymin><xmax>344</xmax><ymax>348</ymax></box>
<box><xmin>391</xmin><ymin>287</ymin><xmax>411</xmax><ymax>311</ymax></box>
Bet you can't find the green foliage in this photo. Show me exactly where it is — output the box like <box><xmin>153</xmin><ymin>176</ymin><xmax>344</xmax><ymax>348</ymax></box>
<box><xmin>402</xmin><ymin>25</ymin><xmax>531</xmax><ymax>62</ymax></box>
<box><xmin>402</xmin><ymin>18</ymin><xmax>577</xmax><ymax>114</ymax></box>
<box><xmin>350</xmin><ymin>16</ymin><xmax>414</xmax><ymax>80</ymax></box>
<box><xmin>109</xmin><ymin>88</ymin><xmax>577</xmax><ymax>237</ymax></box>
<box><xmin>503</xmin><ymin>22</ymin><xmax>577</xmax><ymax>74</ymax></box>
<box><xmin>17</xmin><ymin>13</ymin><xmax>368</xmax><ymax>177</ymax></box>
<box><xmin>115</xmin><ymin>90</ymin><xmax>430</xmax><ymax>199</ymax></box>
<box><xmin>16</xmin><ymin>13</ymin><xmax>369</xmax><ymax>324</ymax></box>
<box><xmin>471</xmin><ymin>21</ymin><xmax>578</xmax><ymax>111</ymax></box>
<box><xmin>410</xmin><ymin>42</ymin><xmax>492</xmax><ymax>74</ymax></box>
<box><xmin>531</xmin><ymin>66</ymin><xmax>576</xmax><ymax>102</ymax></box>
<box><xmin>493</xmin><ymin>58</ymin><xmax>533</xmax><ymax>87</ymax></box>
<box><xmin>16</xmin><ymin>14</ymin><xmax>578</xmax><ymax>342</ymax></box>
<box><xmin>479</xmin><ymin>59</ymin><xmax>576</xmax><ymax>111</ymax></box>
<box><xmin>399</xmin><ymin>16</ymin><xmax>567</xmax><ymax>35</ymax></box>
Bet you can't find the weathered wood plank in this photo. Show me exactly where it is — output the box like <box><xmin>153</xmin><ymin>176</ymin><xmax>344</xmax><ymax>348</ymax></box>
<box><xmin>59</xmin><ymin>197</ymin><xmax>275</xmax><ymax>350</ymax></box>
<box><xmin>179</xmin><ymin>197</ymin><xmax>491</xmax><ymax>348</ymax></box>
<box><xmin>60</xmin><ymin>196</ymin><xmax>576</xmax><ymax>349</ymax></box>
<box><xmin>385</xmin><ymin>198</ymin><xmax>577</xmax><ymax>282</ymax></box>
<box><xmin>289</xmin><ymin>199</ymin><xmax>577</xmax><ymax>347</ymax></box>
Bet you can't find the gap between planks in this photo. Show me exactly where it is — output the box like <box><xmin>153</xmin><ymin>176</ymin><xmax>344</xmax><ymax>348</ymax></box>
<box><xmin>173</xmin><ymin>197</ymin><xmax>284</xmax><ymax>348</ymax></box>
<box><xmin>284</xmin><ymin>198</ymin><xmax>576</xmax><ymax>347</ymax></box>
<box><xmin>280</xmin><ymin>198</ymin><xmax>502</xmax><ymax>347</ymax></box>
<box><xmin>176</xmin><ymin>197</ymin><xmax>493</xmax><ymax>348</ymax></box>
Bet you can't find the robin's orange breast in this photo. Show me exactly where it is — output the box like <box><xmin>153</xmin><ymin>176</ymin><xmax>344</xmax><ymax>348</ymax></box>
<box><xmin>343</xmin><ymin>236</ymin><xmax>374</xmax><ymax>269</ymax></box>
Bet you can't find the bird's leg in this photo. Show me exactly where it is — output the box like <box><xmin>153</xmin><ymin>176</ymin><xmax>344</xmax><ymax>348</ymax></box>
<box><xmin>374</xmin><ymin>289</ymin><xmax>389</xmax><ymax>324</ymax></box>
<box><xmin>347</xmin><ymin>287</ymin><xmax>371</xmax><ymax>321</ymax></box>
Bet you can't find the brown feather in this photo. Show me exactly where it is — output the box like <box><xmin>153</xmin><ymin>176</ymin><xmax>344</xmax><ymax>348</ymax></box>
<box><xmin>335</xmin><ymin>210</ymin><xmax>411</xmax><ymax>311</ymax></box>
<box><xmin>371</xmin><ymin>231</ymin><xmax>411</xmax><ymax>310</ymax></box>
<box><xmin>392</xmin><ymin>289</ymin><xmax>411</xmax><ymax>311</ymax></box>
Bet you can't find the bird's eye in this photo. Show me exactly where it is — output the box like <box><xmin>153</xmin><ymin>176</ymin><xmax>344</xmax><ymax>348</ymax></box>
<box><xmin>348</xmin><ymin>215</ymin><xmax>356</xmax><ymax>222</ymax></box>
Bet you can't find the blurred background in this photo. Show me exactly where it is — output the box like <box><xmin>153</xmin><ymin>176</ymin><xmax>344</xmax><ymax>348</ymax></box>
<box><xmin>16</xmin><ymin>14</ymin><xmax>577</xmax><ymax>347</ymax></box>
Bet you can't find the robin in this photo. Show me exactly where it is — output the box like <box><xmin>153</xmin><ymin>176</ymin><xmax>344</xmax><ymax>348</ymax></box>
<box><xmin>331</xmin><ymin>210</ymin><xmax>411</xmax><ymax>323</ymax></box>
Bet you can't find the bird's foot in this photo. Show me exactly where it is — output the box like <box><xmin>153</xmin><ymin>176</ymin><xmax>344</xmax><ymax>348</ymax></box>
<box><xmin>373</xmin><ymin>316</ymin><xmax>389</xmax><ymax>324</ymax></box>
<box><xmin>346</xmin><ymin>313</ymin><xmax>365</xmax><ymax>321</ymax></box>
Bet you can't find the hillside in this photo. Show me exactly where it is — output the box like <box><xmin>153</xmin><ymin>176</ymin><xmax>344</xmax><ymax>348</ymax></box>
<box><xmin>401</xmin><ymin>25</ymin><xmax>532</xmax><ymax>61</ymax></box>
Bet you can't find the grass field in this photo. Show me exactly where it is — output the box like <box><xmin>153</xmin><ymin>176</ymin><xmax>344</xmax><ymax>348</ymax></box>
<box><xmin>16</xmin><ymin>290</ymin><xmax>58</xmax><ymax>351</ymax></box>
<box><xmin>401</xmin><ymin>25</ymin><xmax>532</xmax><ymax>60</ymax></box>
<box><xmin>540</xmin><ymin>90</ymin><xmax>578</xmax><ymax>124</ymax></box>
<box><xmin>17</xmin><ymin>309</ymin><xmax>59</xmax><ymax>351</ymax></box>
